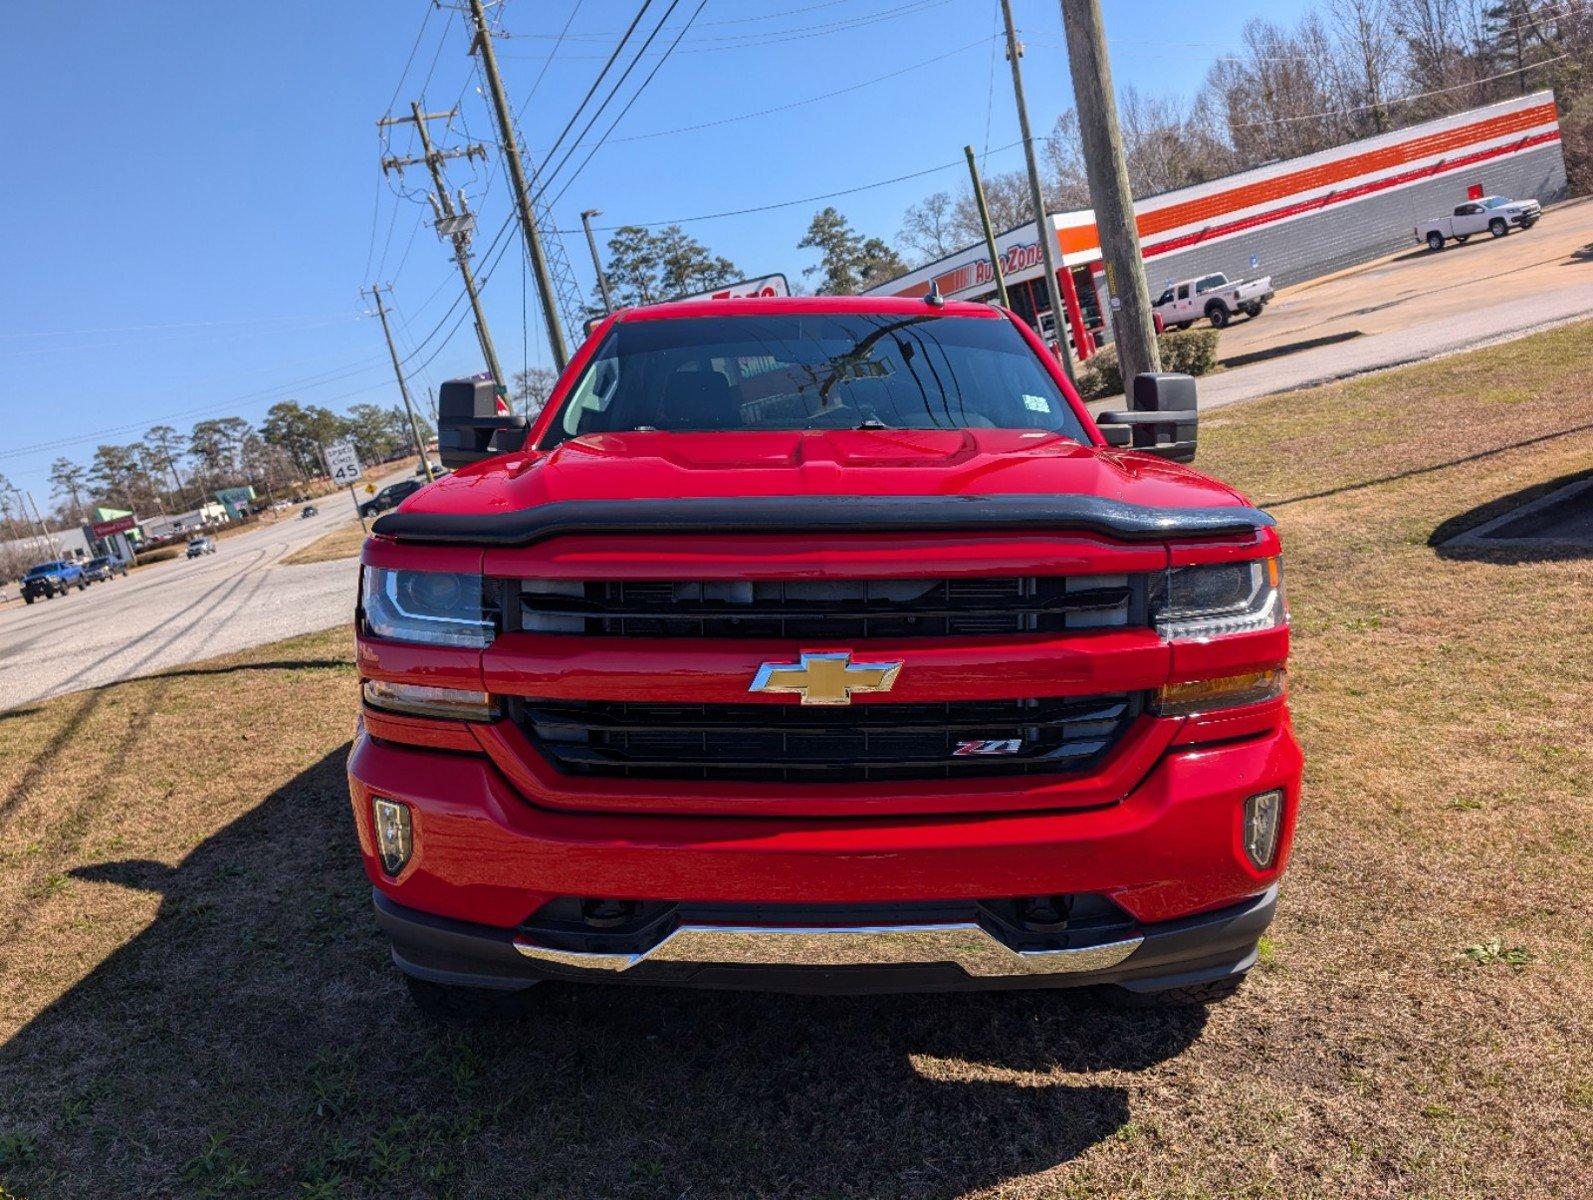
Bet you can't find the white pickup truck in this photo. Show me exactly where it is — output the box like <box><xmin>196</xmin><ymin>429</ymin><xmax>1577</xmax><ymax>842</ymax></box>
<box><xmin>1415</xmin><ymin>195</ymin><xmax>1541</xmax><ymax>251</ymax></box>
<box><xmin>1152</xmin><ymin>272</ymin><xmax>1274</xmax><ymax>330</ymax></box>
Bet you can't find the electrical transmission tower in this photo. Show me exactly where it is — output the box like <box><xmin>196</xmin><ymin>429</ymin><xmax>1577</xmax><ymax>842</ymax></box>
<box><xmin>378</xmin><ymin>102</ymin><xmax>505</xmax><ymax>385</ymax></box>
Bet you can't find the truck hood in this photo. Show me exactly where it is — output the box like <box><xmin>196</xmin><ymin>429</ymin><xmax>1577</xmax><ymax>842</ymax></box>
<box><xmin>399</xmin><ymin>429</ymin><xmax>1248</xmax><ymax>516</ymax></box>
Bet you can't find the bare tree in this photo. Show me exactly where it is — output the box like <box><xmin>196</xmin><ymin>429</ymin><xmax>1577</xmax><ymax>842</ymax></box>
<box><xmin>897</xmin><ymin>192</ymin><xmax>960</xmax><ymax>263</ymax></box>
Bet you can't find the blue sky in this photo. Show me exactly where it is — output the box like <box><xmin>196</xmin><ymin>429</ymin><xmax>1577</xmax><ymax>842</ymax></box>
<box><xmin>0</xmin><ymin>0</ymin><xmax>1306</xmax><ymax>500</ymax></box>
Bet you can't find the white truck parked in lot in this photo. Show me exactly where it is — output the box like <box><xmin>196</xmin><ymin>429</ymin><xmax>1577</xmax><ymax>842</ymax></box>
<box><xmin>1415</xmin><ymin>195</ymin><xmax>1541</xmax><ymax>251</ymax></box>
<box><xmin>1153</xmin><ymin>272</ymin><xmax>1274</xmax><ymax>330</ymax></box>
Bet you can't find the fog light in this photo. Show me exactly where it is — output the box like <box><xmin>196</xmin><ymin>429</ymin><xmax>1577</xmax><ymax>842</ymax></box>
<box><xmin>372</xmin><ymin>797</ymin><xmax>413</xmax><ymax>876</ymax></box>
<box><xmin>1243</xmin><ymin>789</ymin><xmax>1285</xmax><ymax>869</ymax></box>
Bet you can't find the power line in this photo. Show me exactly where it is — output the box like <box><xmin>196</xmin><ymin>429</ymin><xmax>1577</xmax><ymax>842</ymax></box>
<box><xmin>605</xmin><ymin>35</ymin><xmax>995</xmax><ymax>144</ymax></box>
<box><xmin>500</xmin><ymin>0</ymin><xmax>952</xmax><ymax>50</ymax></box>
<box><xmin>1231</xmin><ymin>53</ymin><xmax>1571</xmax><ymax>127</ymax></box>
<box><xmin>520</xmin><ymin>0</ymin><xmax>588</xmax><ymax>111</ymax></box>
<box><xmin>559</xmin><ymin>138</ymin><xmax>1025</xmax><ymax>232</ymax></box>
<box><xmin>543</xmin><ymin>0</ymin><xmax>709</xmax><ymax>211</ymax></box>
<box><xmin>0</xmin><ymin>350</ymin><xmax>395</xmax><ymax>463</ymax></box>
<box><xmin>533</xmin><ymin>0</ymin><xmax>679</xmax><ymax>202</ymax></box>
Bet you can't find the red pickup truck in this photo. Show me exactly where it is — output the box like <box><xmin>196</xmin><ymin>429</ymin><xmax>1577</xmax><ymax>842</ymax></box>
<box><xmin>348</xmin><ymin>295</ymin><xmax>1300</xmax><ymax>1017</ymax></box>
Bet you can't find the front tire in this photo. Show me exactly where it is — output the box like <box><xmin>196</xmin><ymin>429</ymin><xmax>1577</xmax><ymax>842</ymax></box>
<box><xmin>24</xmin><ymin>595</ymin><xmax>34</xmax><ymax>605</ymax></box>
<box><xmin>1427</xmin><ymin>231</ymin><xmax>1445</xmax><ymax>251</ymax></box>
<box><xmin>1205</xmin><ymin>303</ymin><xmax>1231</xmax><ymax>329</ymax></box>
<box><xmin>1104</xmin><ymin>973</ymin><xmax>1247</xmax><ymax>1009</ymax></box>
<box><xmin>1455</xmin><ymin>234</ymin><xmax>1470</xmax><ymax>244</ymax></box>
<box><xmin>1489</xmin><ymin>218</ymin><xmax>1508</xmax><ymax>238</ymax></box>
<box><xmin>403</xmin><ymin>975</ymin><xmax>538</xmax><ymax>1021</ymax></box>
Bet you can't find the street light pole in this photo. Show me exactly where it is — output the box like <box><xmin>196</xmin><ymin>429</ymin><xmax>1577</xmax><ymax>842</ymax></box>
<box><xmin>580</xmin><ymin>210</ymin><xmax>615</xmax><ymax>315</ymax></box>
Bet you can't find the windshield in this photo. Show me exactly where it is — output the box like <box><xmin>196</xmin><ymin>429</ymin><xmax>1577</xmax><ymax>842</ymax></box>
<box><xmin>1481</xmin><ymin>196</ymin><xmax>1514</xmax><ymax>209</ymax></box>
<box><xmin>542</xmin><ymin>313</ymin><xmax>1088</xmax><ymax>446</ymax></box>
<box><xmin>24</xmin><ymin>563</ymin><xmax>60</xmax><ymax>577</ymax></box>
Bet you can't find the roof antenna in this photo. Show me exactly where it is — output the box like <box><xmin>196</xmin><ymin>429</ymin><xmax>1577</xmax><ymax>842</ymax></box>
<box><xmin>924</xmin><ymin>279</ymin><xmax>946</xmax><ymax>307</ymax></box>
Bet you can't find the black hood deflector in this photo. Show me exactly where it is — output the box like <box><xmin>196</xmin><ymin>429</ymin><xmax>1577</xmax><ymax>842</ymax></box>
<box><xmin>373</xmin><ymin>493</ymin><xmax>1274</xmax><ymax>546</ymax></box>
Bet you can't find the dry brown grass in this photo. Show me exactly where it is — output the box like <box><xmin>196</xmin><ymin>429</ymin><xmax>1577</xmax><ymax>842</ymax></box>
<box><xmin>0</xmin><ymin>326</ymin><xmax>1589</xmax><ymax>1198</ymax></box>
<box><xmin>282</xmin><ymin>521</ymin><xmax>370</xmax><ymax>566</ymax></box>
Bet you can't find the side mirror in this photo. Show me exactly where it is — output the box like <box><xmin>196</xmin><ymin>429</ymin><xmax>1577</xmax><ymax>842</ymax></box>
<box><xmin>437</xmin><ymin>378</ymin><xmax>529</xmax><ymax>468</ymax></box>
<box><xmin>1097</xmin><ymin>372</ymin><xmax>1198</xmax><ymax>462</ymax></box>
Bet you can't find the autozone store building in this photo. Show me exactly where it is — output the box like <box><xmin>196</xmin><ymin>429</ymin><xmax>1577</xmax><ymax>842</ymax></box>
<box><xmin>864</xmin><ymin>91</ymin><xmax>1567</xmax><ymax>358</ymax></box>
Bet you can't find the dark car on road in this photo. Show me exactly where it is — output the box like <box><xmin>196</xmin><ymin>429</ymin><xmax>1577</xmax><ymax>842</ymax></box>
<box><xmin>82</xmin><ymin>555</ymin><xmax>129</xmax><ymax>582</ymax></box>
<box><xmin>186</xmin><ymin>535</ymin><xmax>217</xmax><ymax>558</ymax></box>
<box><xmin>359</xmin><ymin>479</ymin><xmax>424</xmax><ymax>519</ymax></box>
<box><xmin>301</xmin><ymin>505</ymin><xmax>318</xmax><ymax>518</ymax></box>
<box><xmin>21</xmin><ymin>559</ymin><xmax>87</xmax><ymax>603</ymax></box>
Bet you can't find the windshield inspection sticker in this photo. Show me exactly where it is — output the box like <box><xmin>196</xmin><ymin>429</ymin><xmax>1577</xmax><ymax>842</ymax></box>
<box><xmin>1022</xmin><ymin>394</ymin><xmax>1051</xmax><ymax>413</ymax></box>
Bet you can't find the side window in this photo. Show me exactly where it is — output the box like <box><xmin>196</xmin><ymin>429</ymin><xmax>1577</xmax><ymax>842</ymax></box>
<box><xmin>1155</xmin><ymin>289</ymin><xmax>1173</xmax><ymax>306</ymax></box>
<box><xmin>559</xmin><ymin>342</ymin><xmax>622</xmax><ymax>439</ymax></box>
<box><xmin>1176</xmin><ymin>284</ymin><xmax>1190</xmax><ymax>301</ymax></box>
<box><xmin>1195</xmin><ymin>274</ymin><xmax>1226</xmax><ymax>294</ymax></box>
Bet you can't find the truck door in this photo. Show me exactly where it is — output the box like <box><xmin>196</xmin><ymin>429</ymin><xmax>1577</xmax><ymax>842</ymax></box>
<box><xmin>1173</xmin><ymin>282</ymin><xmax>1192</xmax><ymax>321</ymax></box>
<box><xmin>1453</xmin><ymin>203</ymin><xmax>1484</xmax><ymax>235</ymax></box>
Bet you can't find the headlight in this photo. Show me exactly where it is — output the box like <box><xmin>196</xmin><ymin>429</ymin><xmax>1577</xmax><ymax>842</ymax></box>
<box><xmin>360</xmin><ymin>567</ymin><xmax>495</xmax><ymax>647</ymax></box>
<box><xmin>1151</xmin><ymin>557</ymin><xmax>1285</xmax><ymax>640</ymax></box>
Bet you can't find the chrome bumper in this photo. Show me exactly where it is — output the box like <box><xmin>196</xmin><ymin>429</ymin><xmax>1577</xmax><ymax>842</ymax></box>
<box><xmin>513</xmin><ymin>923</ymin><xmax>1143</xmax><ymax>978</ymax></box>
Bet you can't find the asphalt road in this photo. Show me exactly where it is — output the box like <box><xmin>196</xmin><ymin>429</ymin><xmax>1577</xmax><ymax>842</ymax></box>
<box><xmin>0</xmin><ymin>473</ymin><xmax>407</xmax><ymax>712</ymax></box>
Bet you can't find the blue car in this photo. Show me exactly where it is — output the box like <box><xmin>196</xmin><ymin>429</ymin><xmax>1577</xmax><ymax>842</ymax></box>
<box><xmin>20</xmin><ymin>559</ymin><xmax>87</xmax><ymax>604</ymax></box>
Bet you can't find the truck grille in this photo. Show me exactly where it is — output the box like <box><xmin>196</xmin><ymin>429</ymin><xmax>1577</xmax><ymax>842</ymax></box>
<box><xmin>510</xmin><ymin>693</ymin><xmax>1140</xmax><ymax>783</ymax></box>
<box><xmin>516</xmin><ymin>575</ymin><xmax>1142</xmax><ymax>639</ymax></box>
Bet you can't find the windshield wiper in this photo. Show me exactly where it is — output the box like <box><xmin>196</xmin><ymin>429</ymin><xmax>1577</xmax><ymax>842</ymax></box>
<box><xmin>854</xmin><ymin>416</ymin><xmax>892</xmax><ymax>430</ymax></box>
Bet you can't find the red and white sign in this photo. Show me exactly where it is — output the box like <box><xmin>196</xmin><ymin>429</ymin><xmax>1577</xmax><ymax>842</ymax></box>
<box><xmin>91</xmin><ymin>514</ymin><xmax>136</xmax><ymax>538</ymax></box>
<box><xmin>678</xmin><ymin>273</ymin><xmax>790</xmax><ymax>302</ymax></box>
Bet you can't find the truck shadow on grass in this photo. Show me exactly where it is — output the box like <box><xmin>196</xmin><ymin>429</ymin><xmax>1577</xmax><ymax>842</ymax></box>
<box><xmin>1</xmin><ymin>748</ymin><xmax>1207</xmax><ymax>1198</ymax></box>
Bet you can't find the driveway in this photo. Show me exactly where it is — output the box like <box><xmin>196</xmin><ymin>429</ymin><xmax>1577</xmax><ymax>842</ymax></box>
<box><xmin>1162</xmin><ymin>195</ymin><xmax>1593</xmax><ymax>410</ymax></box>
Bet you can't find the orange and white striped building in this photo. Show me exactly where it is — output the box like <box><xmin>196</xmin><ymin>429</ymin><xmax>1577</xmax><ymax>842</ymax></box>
<box><xmin>865</xmin><ymin>90</ymin><xmax>1567</xmax><ymax>357</ymax></box>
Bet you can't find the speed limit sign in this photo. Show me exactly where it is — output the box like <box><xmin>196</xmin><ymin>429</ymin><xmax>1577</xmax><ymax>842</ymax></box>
<box><xmin>324</xmin><ymin>440</ymin><xmax>362</xmax><ymax>486</ymax></box>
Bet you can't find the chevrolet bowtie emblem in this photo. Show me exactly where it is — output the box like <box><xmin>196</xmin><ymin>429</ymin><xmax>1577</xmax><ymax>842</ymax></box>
<box><xmin>749</xmin><ymin>651</ymin><xmax>904</xmax><ymax>706</ymax></box>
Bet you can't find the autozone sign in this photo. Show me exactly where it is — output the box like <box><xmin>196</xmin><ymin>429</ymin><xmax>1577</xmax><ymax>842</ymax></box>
<box><xmin>91</xmin><ymin>514</ymin><xmax>136</xmax><ymax>537</ymax></box>
<box><xmin>932</xmin><ymin>241</ymin><xmax>1047</xmax><ymax>297</ymax></box>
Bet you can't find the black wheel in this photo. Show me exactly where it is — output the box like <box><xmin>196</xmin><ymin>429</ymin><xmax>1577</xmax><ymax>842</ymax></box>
<box><xmin>403</xmin><ymin>975</ymin><xmax>538</xmax><ymax>1021</ymax></box>
<box><xmin>1104</xmin><ymin>973</ymin><xmax>1247</xmax><ymax>1009</ymax></box>
<box><xmin>1174</xmin><ymin>321</ymin><xmax>1193</xmax><ymax>331</ymax></box>
<box><xmin>1241</xmin><ymin>303</ymin><xmax>1261</xmax><ymax>318</ymax></box>
<box><xmin>1205</xmin><ymin>303</ymin><xmax>1230</xmax><ymax>329</ymax></box>
<box><xmin>1455</xmin><ymin>235</ymin><xmax>1470</xmax><ymax>244</ymax></box>
<box><xmin>24</xmin><ymin>595</ymin><xmax>34</xmax><ymax>605</ymax></box>
<box><xmin>1426</xmin><ymin>231</ymin><xmax>1445</xmax><ymax>251</ymax></box>
<box><xmin>1489</xmin><ymin>218</ymin><xmax>1507</xmax><ymax>238</ymax></box>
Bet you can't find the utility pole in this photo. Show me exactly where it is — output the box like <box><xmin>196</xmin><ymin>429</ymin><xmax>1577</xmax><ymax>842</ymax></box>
<box><xmin>1059</xmin><ymin>0</ymin><xmax>1160</xmax><ymax>387</ymax></box>
<box><xmin>964</xmin><ymin>146</ymin><xmax>1010</xmax><ymax>309</ymax></box>
<box><xmin>580</xmin><ymin>209</ymin><xmax>615</xmax><ymax>315</ymax></box>
<box><xmin>2</xmin><ymin>485</ymin><xmax>47</xmax><ymax>556</ymax></box>
<box><xmin>466</xmin><ymin>0</ymin><xmax>569</xmax><ymax>371</ymax></box>
<box><xmin>379</xmin><ymin>102</ymin><xmax>505</xmax><ymax>385</ymax></box>
<box><xmin>363</xmin><ymin>285</ymin><xmax>436</xmax><ymax>483</ymax></box>
<box><xmin>1000</xmin><ymin>0</ymin><xmax>1075</xmax><ymax>383</ymax></box>
<box><xmin>26</xmin><ymin>491</ymin><xmax>60</xmax><ymax>556</ymax></box>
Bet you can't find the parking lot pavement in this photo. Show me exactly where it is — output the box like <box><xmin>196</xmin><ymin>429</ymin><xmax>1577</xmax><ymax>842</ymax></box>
<box><xmin>0</xmin><ymin>468</ymin><xmax>413</xmax><ymax>711</ymax></box>
<box><xmin>1179</xmin><ymin>195</ymin><xmax>1593</xmax><ymax>409</ymax></box>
